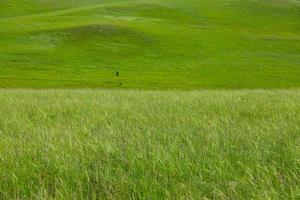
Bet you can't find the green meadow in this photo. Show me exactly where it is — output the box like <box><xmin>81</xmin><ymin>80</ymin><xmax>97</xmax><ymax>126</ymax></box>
<box><xmin>0</xmin><ymin>90</ymin><xmax>299</xmax><ymax>199</ymax></box>
<box><xmin>1</xmin><ymin>0</ymin><xmax>300</xmax><ymax>199</ymax></box>
<box><xmin>0</xmin><ymin>0</ymin><xmax>299</xmax><ymax>89</ymax></box>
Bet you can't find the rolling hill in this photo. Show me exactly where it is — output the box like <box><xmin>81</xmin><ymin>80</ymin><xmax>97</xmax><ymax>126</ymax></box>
<box><xmin>0</xmin><ymin>0</ymin><xmax>300</xmax><ymax>89</ymax></box>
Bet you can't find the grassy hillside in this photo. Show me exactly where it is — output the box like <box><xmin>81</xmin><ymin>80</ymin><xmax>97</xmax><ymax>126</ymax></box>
<box><xmin>0</xmin><ymin>0</ymin><xmax>299</xmax><ymax>89</ymax></box>
<box><xmin>0</xmin><ymin>89</ymin><xmax>299</xmax><ymax>199</ymax></box>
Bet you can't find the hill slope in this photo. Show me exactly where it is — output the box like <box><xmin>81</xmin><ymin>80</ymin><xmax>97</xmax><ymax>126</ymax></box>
<box><xmin>0</xmin><ymin>0</ymin><xmax>299</xmax><ymax>89</ymax></box>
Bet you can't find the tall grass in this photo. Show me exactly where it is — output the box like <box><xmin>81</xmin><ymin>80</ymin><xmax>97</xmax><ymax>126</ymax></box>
<box><xmin>0</xmin><ymin>89</ymin><xmax>299</xmax><ymax>199</ymax></box>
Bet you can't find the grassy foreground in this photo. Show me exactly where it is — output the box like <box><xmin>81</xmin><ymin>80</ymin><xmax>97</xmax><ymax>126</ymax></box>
<box><xmin>0</xmin><ymin>89</ymin><xmax>299</xmax><ymax>199</ymax></box>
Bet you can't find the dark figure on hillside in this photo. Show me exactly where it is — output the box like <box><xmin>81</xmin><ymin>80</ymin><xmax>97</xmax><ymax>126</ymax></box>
<box><xmin>116</xmin><ymin>71</ymin><xmax>119</xmax><ymax>76</ymax></box>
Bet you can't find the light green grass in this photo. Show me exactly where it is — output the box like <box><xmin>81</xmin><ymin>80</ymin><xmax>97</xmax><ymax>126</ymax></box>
<box><xmin>0</xmin><ymin>89</ymin><xmax>299</xmax><ymax>199</ymax></box>
<box><xmin>0</xmin><ymin>0</ymin><xmax>300</xmax><ymax>89</ymax></box>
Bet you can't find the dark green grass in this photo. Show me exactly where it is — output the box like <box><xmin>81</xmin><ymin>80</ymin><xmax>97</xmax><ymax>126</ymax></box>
<box><xmin>0</xmin><ymin>0</ymin><xmax>300</xmax><ymax>89</ymax></box>
<box><xmin>0</xmin><ymin>89</ymin><xmax>299</xmax><ymax>199</ymax></box>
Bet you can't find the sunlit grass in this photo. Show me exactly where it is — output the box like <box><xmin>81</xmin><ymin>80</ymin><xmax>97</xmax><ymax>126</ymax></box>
<box><xmin>0</xmin><ymin>89</ymin><xmax>299</xmax><ymax>199</ymax></box>
<box><xmin>0</xmin><ymin>0</ymin><xmax>299</xmax><ymax>89</ymax></box>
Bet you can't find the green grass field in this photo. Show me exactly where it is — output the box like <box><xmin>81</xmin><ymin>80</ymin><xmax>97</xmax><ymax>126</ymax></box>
<box><xmin>0</xmin><ymin>89</ymin><xmax>299</xmax><ymax>199</ymax></box>
<box><xmin>1</xmin><ymin>0</ymin><xmax>300</xmax><ymax>199</ymax></box>
<box><xmin>0</xmin><ymin>0</ymin><xmax>299</xmax><ymax>89</ymax></box>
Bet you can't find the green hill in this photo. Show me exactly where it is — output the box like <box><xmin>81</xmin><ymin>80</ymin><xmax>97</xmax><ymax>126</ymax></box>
<box><xmin>0</xmin><ymin>0</ymin><xmax>299</xmax><ymax>89</ymax></box>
